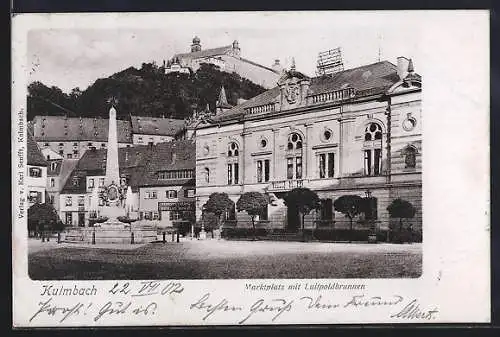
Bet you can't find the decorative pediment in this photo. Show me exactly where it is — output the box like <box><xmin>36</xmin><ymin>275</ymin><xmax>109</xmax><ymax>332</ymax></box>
<box><xmin>278</xmin><ymin>61</ymin><xmax>311</xmax><ymax>109</ymax></box>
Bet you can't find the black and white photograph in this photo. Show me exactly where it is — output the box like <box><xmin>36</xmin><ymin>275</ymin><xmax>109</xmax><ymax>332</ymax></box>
<box><xmin>12</xmin><ymin>11</ymin><xmax>489</xmax><ymax>326</ymax></box>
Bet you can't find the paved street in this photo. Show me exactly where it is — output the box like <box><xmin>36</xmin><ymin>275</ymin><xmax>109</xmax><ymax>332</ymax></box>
<box><xmin>28</xmin><ymin>239</ymin><xmax>422</xmax><ymax>280</ymax></box>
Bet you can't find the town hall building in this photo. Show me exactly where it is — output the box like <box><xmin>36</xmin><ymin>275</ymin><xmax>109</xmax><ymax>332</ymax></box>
<box><xmin>194</xmin><ymin>57</ymin><xmax>422</xmax><ymax>233</ymax></box>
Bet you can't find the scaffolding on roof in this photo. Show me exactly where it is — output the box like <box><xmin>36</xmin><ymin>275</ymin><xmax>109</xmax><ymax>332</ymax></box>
<box><xmin>316</xmin><ymin>47</ymin><xmax>344</xmax><ymax>76</ymax></box>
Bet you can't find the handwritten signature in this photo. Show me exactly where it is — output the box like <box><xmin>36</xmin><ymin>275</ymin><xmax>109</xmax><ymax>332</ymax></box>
<box><xmin>189</xmin><ymin>293</ymin><xmax>438</xmax><ymax>324</ymax></box>
<box><xmin>29</xmin><ymin>298</ymin><xmax>87</xmax><ymax>323</ymax></box>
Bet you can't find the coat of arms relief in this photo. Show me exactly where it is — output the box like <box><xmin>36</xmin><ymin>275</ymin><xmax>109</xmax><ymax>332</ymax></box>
<box><xmin>284</xmin><ymin>82</ymin><xmax>300</xmax><ymax>104</ymax></box>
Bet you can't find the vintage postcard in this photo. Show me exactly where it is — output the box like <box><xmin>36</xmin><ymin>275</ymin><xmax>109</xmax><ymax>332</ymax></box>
<box><xmin>12</xmin><ymin>10</ymin><xmax>490</xmax><ymax>326</ymax></box>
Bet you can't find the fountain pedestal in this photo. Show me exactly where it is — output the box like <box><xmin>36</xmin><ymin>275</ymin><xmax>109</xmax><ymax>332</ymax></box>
<box><xmin>100</xmin><ymin>205</ymin><xmax>127</xmax><ymax>228</ymax></box>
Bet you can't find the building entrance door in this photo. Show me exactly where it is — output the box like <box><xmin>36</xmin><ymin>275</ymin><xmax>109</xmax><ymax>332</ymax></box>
<box><xmin>161</xmin><ymin>211</ymin><xmax>172</xmax><ymax>227</ymax></box>
<box><xmin>286</xmin><ymin>205</ymin><xmax>300</xmax><ymax>232</ymax></box>
<box><xmin>78</xmin><ymin>212</ymin><xmax>85</xmax><ymax>227</ymax></box>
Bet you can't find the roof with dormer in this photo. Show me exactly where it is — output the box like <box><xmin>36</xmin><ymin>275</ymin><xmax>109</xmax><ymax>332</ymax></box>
<box><xmin>130</xmin><ymin>116</ymin><xmax>186</xmax><ymax>136</ymax></box>
<box><xmin>60</xmin><ymin>141</ymin><xmax>196</xmax><ymax>193</ymax></box>
<box><xmin>213</xmin><ymin>60</ymin><xmax>405</xmax><ymax>122</ymax></box>
<box><xmin>31</xmin><ymin>116</ymin><xmax>133</xmax><ymax>143</ymax></box>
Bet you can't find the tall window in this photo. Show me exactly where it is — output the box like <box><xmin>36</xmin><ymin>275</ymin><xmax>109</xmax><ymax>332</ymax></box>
<box><xmin>319</xmin><ymin>153</ymin><xmax>335</xmax><ymax>178</ymax></box>
<box><xmin>286</xmin><ymin>133</ymin><xmax>303</xmax><ymax>180</ymax></box>
<box><xmin>99</xmin><ymin>178</ymin><xmax>105</xmax><ymax>187</ymax></box>
<box><xmin>363</xmin><ymin>123</ymin><xmax>383</xmax><ymax>176</ymax></box>
<box><xmin>166</xmin><ymin>190</ymin><xmax>178</xmax><ymax>199</ymax></box>
<box><xmin>50</xmin><ymin>178</ymin><xmax>55</xmax><ymax>187</ymax></box>
<box><xmin>227</xmin><ymin>142</ymin><xmax>239</xmax><ymax>185</ymax></box>
<box><xmin>256</xmin><ymin>160</ymin><xmax>271</xmax><ymax>183</ymax></box>
<box><xmin>88</xmin><ymin>178</ymin><xmax>94</xmax><ymax>189</ymax></box>
<box><xmin>78</xmin><ymin>196</ymin><xmax>85</xmax><ymax>206</ymax></box>
<box><xmin>65</xmin><ymin>196</ymin><xmax>72</xmax><ymax>206</ymax></box>
<box><xmin>204</xmin><ymin>168</ymin><xmax>210</xmax><ymax>183</ymax></box>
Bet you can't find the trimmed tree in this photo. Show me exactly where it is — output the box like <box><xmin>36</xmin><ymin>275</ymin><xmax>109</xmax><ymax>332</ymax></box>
<box><xmin>236</xmin><ymin>192</ymin><xmax>269</xmax><ymax>240</ymax></box>
<box><xmin>28</xmin><ymin>202</ymin><xmax>64</xmax><ymax>236</ymax></box>
<box><xmin>283</xmin><ymin>188</ymin><xmax>321</xmax><ymax>241</ymax></box>
<box><xmin>387</xmin><ymin>198</ymin><xmax>416</xmax><ymax>234</ymax></box>
<box><xmin>203</xmin><ymin>192</ymin><xmax>235</xmax><ymax>230</ymax></box>
<box><xmin>333</xmin><ymin>195</ymin><xmax>364</xmax><ymax>242</ymax></box>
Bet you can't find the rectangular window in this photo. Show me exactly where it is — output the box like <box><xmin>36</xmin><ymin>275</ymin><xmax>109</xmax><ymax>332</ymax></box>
<box><xmin>257</xmin><ymin>161</ymin><xmax>263</xmax><ymax>183</ymax></box>
<box><xmin>65</xmin><ymin>212</ymin><xmax>72</xmax><ymax>226</ymax></box>
<box><xmin>153</xmin><ymin>211</ymin><xmax>160</xmax><ymax>220</ymax></box>
<box><xmin>88</xmin><ymin>178</ymin><xmax>94</xmax><ymax>188</ymax></box>
<box><xmin>65</xmin><ymin>196</ymin><xmax>72</xmax><ymax>206</ymax></box>
<box><xmin>29</xmin><ymin>167</ymin><xmax>42</xmax><ymax>178</ymax></box>
<box><xmin>59</xmin><ymin>150</ymin><xmax>64</xmax><ymax>156</ymax></box>
<box><xmin>264</xmin><ymin>160</ymin><xmax>270</xmax><ymax>182</ymax></box>
<box><xmin>28</xmin><ymin>191</ymin><xmax>42</xmax><ymax>204</ymax></box>
<box><xmin>319</xmin><ymin>154</ymin><xmax>326</xmax><ymax>178</ymax></box>
<box><xmin>234</xmin><ymin>163</ymin><xmax>239</xmax><ymax>184</ymax></box>
<box><xmin>145</xmin><ymin>191</ymin><xmax>158</xmax><ymax>199</ymax></box>
<box><xmin>166</xmin><ymin>190</ymin><xmax>178</xmax><ymax>199</ymax></box>
<box><xmin>287</xmin><ymin>158</ymin><xmax>294</xmax><ymax>180</ymax></box>
<box><xmin>374</xmin><ymin>149</ymin><xmax>381</xmax><ymax>175</ymax></box>
<box><xmin>296</xmin><ymin>157</ymin><xmax>302</xmax><ymax>179</ymax></box>
<box><xmin>364</xmin><ymin>150</ymin><xmax>372</xmax><ymax>176</ymax></box>
<box><xmin>50</xmin><ymin>178</ymin><xmax>55</xmax><ymax>187</ymax></box>
<box><xmin>78</xmin><ymin>196</ymin><xmax>85</xmax><ymax>206</ymax></box>
<box><xmin>67</xmin><ymin>154</ymin><xmax>72</xmax><ymax>159</ymax></box>
<box><xmin>49</xmin><ymin>195</ymin><xmax>54</xmax><ymax>205</ymax></box>
<box><xmin>99</xmin><ymin>178</ymin><xmax>105</xmax><ymax>187</ymax></box>
<box><xmin>184</xmin><ymin>189</ymin><xmax>195</xmax><ymax>198</ymax></box>
<box><xmin>327</xmin><ymin>153</ymin><xmax>335</xmax><ymax>177</ymax></box>
<box><xmin>228</xmin><ymin>164</ymin><xmax>233</xmax><ymax>185</ymax></box>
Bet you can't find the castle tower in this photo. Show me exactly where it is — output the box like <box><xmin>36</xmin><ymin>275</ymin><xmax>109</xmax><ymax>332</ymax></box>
<box><xmin>191</xmin><ymin>36</ymin><xmax>202</xmax><ymax>52</ymax></box>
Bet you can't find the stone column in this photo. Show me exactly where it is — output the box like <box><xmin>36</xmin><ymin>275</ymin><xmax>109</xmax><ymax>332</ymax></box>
<box><xmin>105</xmin><ymin>105</ymin><xmax>120</xmax><ymax>186</ymax></box>
<box><xmin>272</xmin><ymin>128</ymin><xmax>280</xmax><ymax>179</ymax></box>
<box><xmin>305</xmin><ymin>123</ymin><xmax>314</xmax><ymax>178</ymax></box>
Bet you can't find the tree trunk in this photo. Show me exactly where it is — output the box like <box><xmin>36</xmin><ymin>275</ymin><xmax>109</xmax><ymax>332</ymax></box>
<box><xmin>252</xmin><ymin>217</ymin><xmax>256</xmax><ymax>241</ymax></box>
<box><xmin>349</xmin><ymin>217</ymin><xmax>353</xmax><ymax>243</ymax></box>
<box><xmin>302</xmin><ymin>213</ymin><xmax>306</xmax><ymax>242</ymax></box>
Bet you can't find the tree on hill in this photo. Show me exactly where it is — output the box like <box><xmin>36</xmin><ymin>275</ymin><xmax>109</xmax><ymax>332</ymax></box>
<box><xmin>333</xmin><ymin>195</ymin><xmax>364</xmax><ymax>242</ymax></box>
<box><xmin>203</xmin><ymin>192</ymin><xmax>235</xmax><ymax>230</ymax></box>
<box><xmin>283</xmin><ymin>188</ymin><xmax>321</xmax><ymax>240</ymax></box>
<box><xmin>27</xmin><ymin>62</ymin><xmax>266</xmax><ymax>121</ymax></box>
<box><xmin>236</xmin><ymin>192</ymin><xmax>269</xmax><ymax>240</ymax></box>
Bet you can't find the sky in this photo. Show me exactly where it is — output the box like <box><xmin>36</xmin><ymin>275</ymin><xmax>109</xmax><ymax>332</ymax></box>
<box><xmin>27</xmin><ymin>11</ymin><xmax>423</xmax><ymax>93</ymax></box>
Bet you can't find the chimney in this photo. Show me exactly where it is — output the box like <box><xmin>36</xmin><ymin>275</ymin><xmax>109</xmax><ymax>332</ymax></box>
<box><xmin>397</xmin><ymin>56</ymin><xmax>410</xmax><ymax>80</ymax></box>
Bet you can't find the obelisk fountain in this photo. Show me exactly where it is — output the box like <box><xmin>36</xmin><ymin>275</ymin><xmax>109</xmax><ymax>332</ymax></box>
<box><xmin>100</xmin><ymin>102</ymin><xmax>127</xmax><ymax>226</ymax></box>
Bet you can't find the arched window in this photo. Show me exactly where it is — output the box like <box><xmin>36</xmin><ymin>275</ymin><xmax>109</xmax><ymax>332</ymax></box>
<box><xmin>227</xmin><ymin>142</ymin><xmax>239</xmax><ymax>157</ymax></box>
<box><xmin>363</xmin><ymin>123</ymin><xmax>383</xmax><ymax>176</ymax></box>
<box><xmin>286</xmin><ymin>133</ymin><xmax>303</xmax><ymax>180</ymax></box>
<box><xmin>204</xmin><ymin>168</ymin><xmax>210</xmax><ymax>183</ymax></box>
<box><xmin>364</xmin><ymin>123</ymin><xmax>383</xmax><ymax>141</ymax></box>
<box><xmin>403</xmin><ymin>146</ymin><xmax>417</xmax><ymax>168</ymax></box>
<box><xmin>227</xmin><ymin>142</ymin><xmax>239</xmax><ymax>185</ymax></box>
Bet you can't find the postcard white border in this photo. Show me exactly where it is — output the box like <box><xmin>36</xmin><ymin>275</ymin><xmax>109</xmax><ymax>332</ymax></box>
<box><xmin>12</xmin><ymin>10</ymin><xmax>490</xmax><ymax>326</ymax></box>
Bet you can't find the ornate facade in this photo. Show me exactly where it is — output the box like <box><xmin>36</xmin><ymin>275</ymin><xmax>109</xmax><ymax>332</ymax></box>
<box><xmin>195</xmin><ymin>57</ymin><xmax>422</xmax><ymax>232</ymax></box>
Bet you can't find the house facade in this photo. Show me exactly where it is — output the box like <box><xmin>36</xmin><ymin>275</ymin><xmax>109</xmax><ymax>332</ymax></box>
<box><xmin>59</xmin><ymin>141</ymin><xmax>196</xmax><ymax>228</ymax></box>
<box><xmin>194</xmin><ymin>57</ymin><xmax>422</xmax><ymax>232</ymax></box>
<box><xmin>27</xmin><ymin>130</ymin><xmax>48</xmax><ymax>206</ymax></box>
